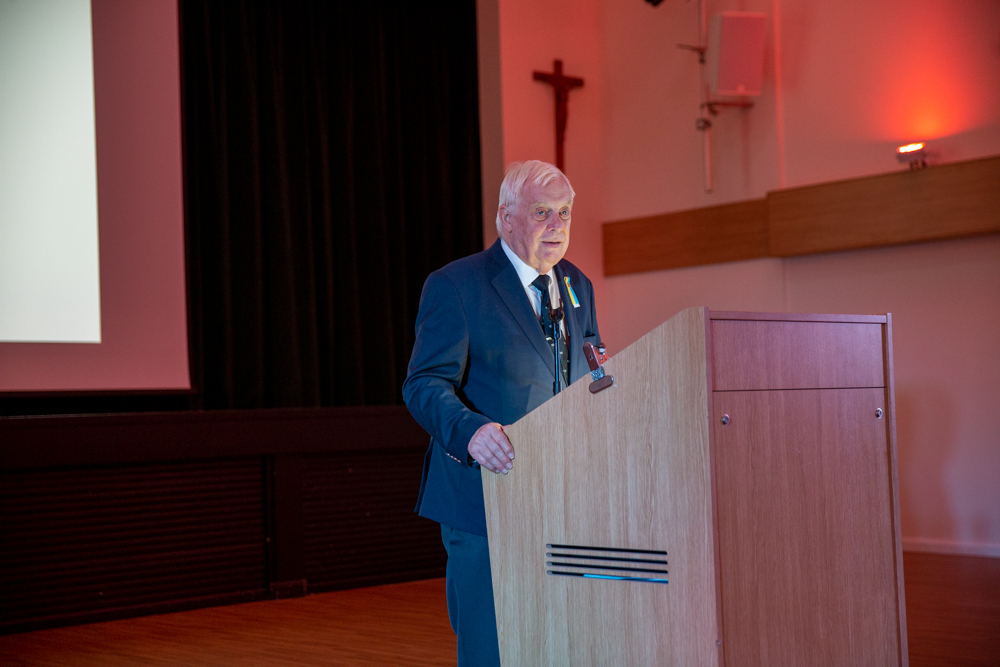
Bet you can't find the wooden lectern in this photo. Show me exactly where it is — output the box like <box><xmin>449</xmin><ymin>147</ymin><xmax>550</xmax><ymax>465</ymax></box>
<box><xmin>483</xmin><ymin>308</ymin><xmax>908</xmax><ymax>666</ymax></box>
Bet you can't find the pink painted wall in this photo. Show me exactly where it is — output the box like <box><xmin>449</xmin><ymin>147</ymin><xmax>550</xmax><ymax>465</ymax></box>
<box><xmin>496</xmin><ymin>0</ymin><xmax>607</xmax><ymax>309</ymax></box>
<box><xmin>490</xmin><ymin>0</ymin><xmax>1000</xmax><ymax>554</ymax></box>
<box><xmin>599</xmin><ymin>0</ymin><xmax>781</xmax><ymax>216</ymax></box>
<box><xmin>0</xmin><ymin>0</ymin><xmax>189</xmax><ymax>391</ymax></box>
<box><xmin>784</xmin><ymin>237</ymin><xmax>1000</xmax><ymax>553</ymax></box>
<box><xmin>779</xmin><ymin>0</ymin><xmax>1000</xmax><ymax>188</ymax></box>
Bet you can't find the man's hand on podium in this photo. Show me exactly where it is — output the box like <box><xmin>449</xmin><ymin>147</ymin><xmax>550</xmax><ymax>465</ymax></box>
<box><xmin>468</xmin><ymin>422</ymin><xmax>515</xmax><ymax>474</ymax></box>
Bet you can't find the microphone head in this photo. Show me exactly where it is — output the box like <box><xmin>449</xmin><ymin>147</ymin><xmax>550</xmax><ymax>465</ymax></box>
<box><xmin>549</xmin><ymin>307</ymin><xmax>564</xmax><ymax>324</ymax></box>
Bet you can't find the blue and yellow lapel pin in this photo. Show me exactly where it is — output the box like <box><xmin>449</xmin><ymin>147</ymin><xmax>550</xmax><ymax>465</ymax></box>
<box><xmin>563</xmin><ymin>276</ymin><xmax>581</xmax><ymax>308</ymax></box>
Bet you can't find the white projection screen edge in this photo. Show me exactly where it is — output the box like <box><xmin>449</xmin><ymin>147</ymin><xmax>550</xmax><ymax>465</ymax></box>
<box><xmin>0</xmin><ymin>0</ymin><xmax>190</xmax><ymax>392</ymax></box>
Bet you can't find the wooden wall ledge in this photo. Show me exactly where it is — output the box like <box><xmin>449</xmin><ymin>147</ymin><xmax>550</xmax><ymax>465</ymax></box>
<box><xmin>603</xmin><ymin>155</ymin><xmax>1000</xmax><ymax>276</ymax></box>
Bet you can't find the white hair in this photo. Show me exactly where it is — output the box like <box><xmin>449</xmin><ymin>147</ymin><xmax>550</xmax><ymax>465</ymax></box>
<box><xmin>495</xmin><ymin>160</ymin><xmax>575</xmax><ymax>233</ymax></box>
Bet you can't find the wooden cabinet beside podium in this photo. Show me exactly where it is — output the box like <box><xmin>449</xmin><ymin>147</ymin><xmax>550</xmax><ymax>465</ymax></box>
<box><xmin>710</xmin><ymin>312</ymin><xmax>906</xmax><ymax>665</ymax></box>
<box><xmin>484</xmin><ymin>308</ymin><xmax>908</xmax><ymax>666</ymax></box>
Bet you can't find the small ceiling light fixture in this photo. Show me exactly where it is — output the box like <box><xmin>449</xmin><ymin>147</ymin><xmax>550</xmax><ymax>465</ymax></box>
<box><xmin>896</xmin><ymin>142</ymin><xmax>928</xmax><ymax>170</ymax></box>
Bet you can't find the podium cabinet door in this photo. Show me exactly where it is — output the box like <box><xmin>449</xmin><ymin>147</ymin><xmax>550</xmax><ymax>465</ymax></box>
<box><xmin>712</xmin><ymin>387</ymin><xmax>903</xmax><ymax>667</ymax></box>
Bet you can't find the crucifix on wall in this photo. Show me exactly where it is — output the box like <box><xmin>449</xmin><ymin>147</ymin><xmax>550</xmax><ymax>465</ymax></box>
<box><xmin>533</xmin><ymin>59</ymin><xmax>584</xmax><ymax>173</ymax></box>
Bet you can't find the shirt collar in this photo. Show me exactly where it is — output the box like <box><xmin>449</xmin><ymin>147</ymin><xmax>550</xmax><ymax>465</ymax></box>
<box><xmin>500</xmin><ymin>238</ymin><xmax>554</xmax><ymax>289</ymax></box>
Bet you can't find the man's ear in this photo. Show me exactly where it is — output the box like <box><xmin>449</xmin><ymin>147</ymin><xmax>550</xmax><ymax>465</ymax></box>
<box><xmin>498</xmin><ymin>205</ymin><xmax>513</xmax><ymax>233</ymax></box>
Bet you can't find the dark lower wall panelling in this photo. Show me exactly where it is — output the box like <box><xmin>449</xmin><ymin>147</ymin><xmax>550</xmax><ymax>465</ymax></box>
<box><xmin>303</xmin><ymin>449</ymin><xmax>443</xmax><ymax>592</ymax></box>
<box><xmin>0</xmin><ymin>459</ymin><xmax>267</xmax><ymax>634</ymax></box>
<box><xmin>0</xmin><ymin>406</ymin><xmax>443</xmax><ymax>634</ymax></box>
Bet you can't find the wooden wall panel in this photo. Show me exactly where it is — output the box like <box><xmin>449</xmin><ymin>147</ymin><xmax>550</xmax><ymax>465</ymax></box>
<box><xmin>602</xmin><ymin>156</ymin><xmax>1000</xmax><ymax>275</ymax></box>
<box><xmin>768</xmin><ymin>156</ymin><xmax>1000</xmax><ymax>257</ymax></box>
<box><xmin>603</xmin><ymin>199</ymin><xmax>768</xmax><ymax>275</ymax></box>
<box><xmin>0</xmin><ymin>406</ymin><xmax>442</xmax><ymax>634</ymax></box>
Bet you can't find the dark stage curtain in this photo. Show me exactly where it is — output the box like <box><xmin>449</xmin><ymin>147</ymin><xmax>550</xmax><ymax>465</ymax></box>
<box><xmin>182</xmin><ymin>1</ymin><xmax>483</xmax><ymax>409</ymax></box>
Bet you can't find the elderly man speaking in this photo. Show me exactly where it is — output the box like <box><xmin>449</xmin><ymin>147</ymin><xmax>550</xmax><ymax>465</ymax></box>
<box><xmin>403</xmin><ymin>160</ymin><xmax>602</xmax><ymax>666</ymax></box>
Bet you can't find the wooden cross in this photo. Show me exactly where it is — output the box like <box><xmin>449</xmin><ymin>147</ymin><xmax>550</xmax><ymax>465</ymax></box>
<box><xmin>533</xmin><ymin>60</ymin><xmax>584</xmax><ymax>172</ymax></box>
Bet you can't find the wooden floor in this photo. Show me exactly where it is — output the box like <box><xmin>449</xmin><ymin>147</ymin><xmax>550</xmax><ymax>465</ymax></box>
<box><xmin>1</xmin><ymin>553</ymin><xmax>997</xmax><ymax>666</ymax></box>
<box><xmin>903</xmin><ymin>552</ymin><xmax>1000</xmax><ymax>667</ymax></box>
<box><xmin>0</xmin><ymin>579</ymin><xmax>456</xmax><ymax>667</ymax></box>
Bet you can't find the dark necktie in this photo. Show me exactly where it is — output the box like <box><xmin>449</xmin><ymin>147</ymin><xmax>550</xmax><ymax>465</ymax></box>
<box><xmin>531</xmin><ymin>274</ymin><xmax>569</xmax><ymax>393</ymax></box>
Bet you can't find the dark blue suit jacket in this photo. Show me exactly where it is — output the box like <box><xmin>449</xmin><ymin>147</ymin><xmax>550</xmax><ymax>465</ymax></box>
<box><xmin>403</xmin><ymin>239</ymin><xmax>601</xmax><ymax>536</ymax></box>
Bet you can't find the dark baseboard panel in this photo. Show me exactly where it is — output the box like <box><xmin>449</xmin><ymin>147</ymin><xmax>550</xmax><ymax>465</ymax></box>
<box><xmin>307</xmin><ymin>567</ymin><xmax>448</xmax><ymax>597</ymax></box>
<box><xmin>0</xmin><ymin>405</ymin><xmax>428</xmax><ymax>471</ymax></box>
<box><xmin>0</xmin><ymin>406</ymin><xmax>442</xmax><ymax>634</ymax></box>
<box><xmin>1</xmin><ymin>589</ymin><xmax>269</xmax><ymax>637</ymax></box>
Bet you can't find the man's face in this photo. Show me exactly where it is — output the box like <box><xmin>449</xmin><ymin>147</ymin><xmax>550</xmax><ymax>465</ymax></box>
<box><xmin>499</xmin><ymin>180</ymin><xmax>573</xmax><ymax>274</ymax></box>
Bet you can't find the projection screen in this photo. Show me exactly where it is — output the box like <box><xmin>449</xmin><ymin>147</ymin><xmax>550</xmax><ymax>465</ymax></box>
<box><xmin>0</xmin><ymin>0</ymin><xmax>190</xmax><ymax>391</ymax></box>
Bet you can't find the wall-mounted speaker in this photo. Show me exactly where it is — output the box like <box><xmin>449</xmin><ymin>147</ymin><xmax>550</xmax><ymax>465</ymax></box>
<box><xmin>706</xmin><ymin>12</ymin><xmax>768</xmax><ymax>97</ymax></box>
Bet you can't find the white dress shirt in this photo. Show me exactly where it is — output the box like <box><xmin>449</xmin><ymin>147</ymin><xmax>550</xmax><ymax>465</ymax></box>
<box><xmin>500</xmin><ymin>239</ymin><xmax>567</xmax><ymax>342</ymax></box>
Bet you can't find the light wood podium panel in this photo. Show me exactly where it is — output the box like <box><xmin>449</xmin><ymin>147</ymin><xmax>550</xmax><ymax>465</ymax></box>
<box><xmin>483</xmin><ymin>306</ymin><xmax>720</xmax><ymax>666</ymax></box>
<box><xmin>483</xmin><ymin>307</ymin><xmax>907</xmax><ymax>667</ymax></box>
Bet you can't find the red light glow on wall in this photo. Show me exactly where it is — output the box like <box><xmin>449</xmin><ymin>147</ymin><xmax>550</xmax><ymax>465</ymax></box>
<box><xmin>875</xmin><ymin>2</ymin><xmax>991</xmax><ymax>141</ymax></box>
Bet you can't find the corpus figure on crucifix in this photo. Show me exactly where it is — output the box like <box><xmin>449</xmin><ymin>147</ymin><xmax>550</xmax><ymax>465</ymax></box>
<box><xmin>533</xmin><ymin>59</ymin><xmax>584</xmax><ymax>172</ymax></box>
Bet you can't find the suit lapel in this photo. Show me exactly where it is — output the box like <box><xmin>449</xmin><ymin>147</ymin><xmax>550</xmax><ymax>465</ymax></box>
<box><xmin>555</xmin><ymin>264</ymin><xmax>585</xmax><ymax>383</ymax></box>
<box><xmin>486</xmin><ymin>242</ymin><xmax>555</xmax><ymax>376</ymax></box>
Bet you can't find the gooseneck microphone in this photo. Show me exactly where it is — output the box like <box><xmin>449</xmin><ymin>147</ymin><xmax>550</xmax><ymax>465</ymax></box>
<box><xmin>550</xmin><ymin>306</ymin><xmax>565</xmax><ymax>394</ymax></box>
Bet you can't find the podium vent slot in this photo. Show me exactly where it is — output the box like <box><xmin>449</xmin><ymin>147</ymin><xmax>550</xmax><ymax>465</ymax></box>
<box><xmin>544</xmin><ymin>543</ymin><xmax>668</xmax><ymax>584</ymax></box>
